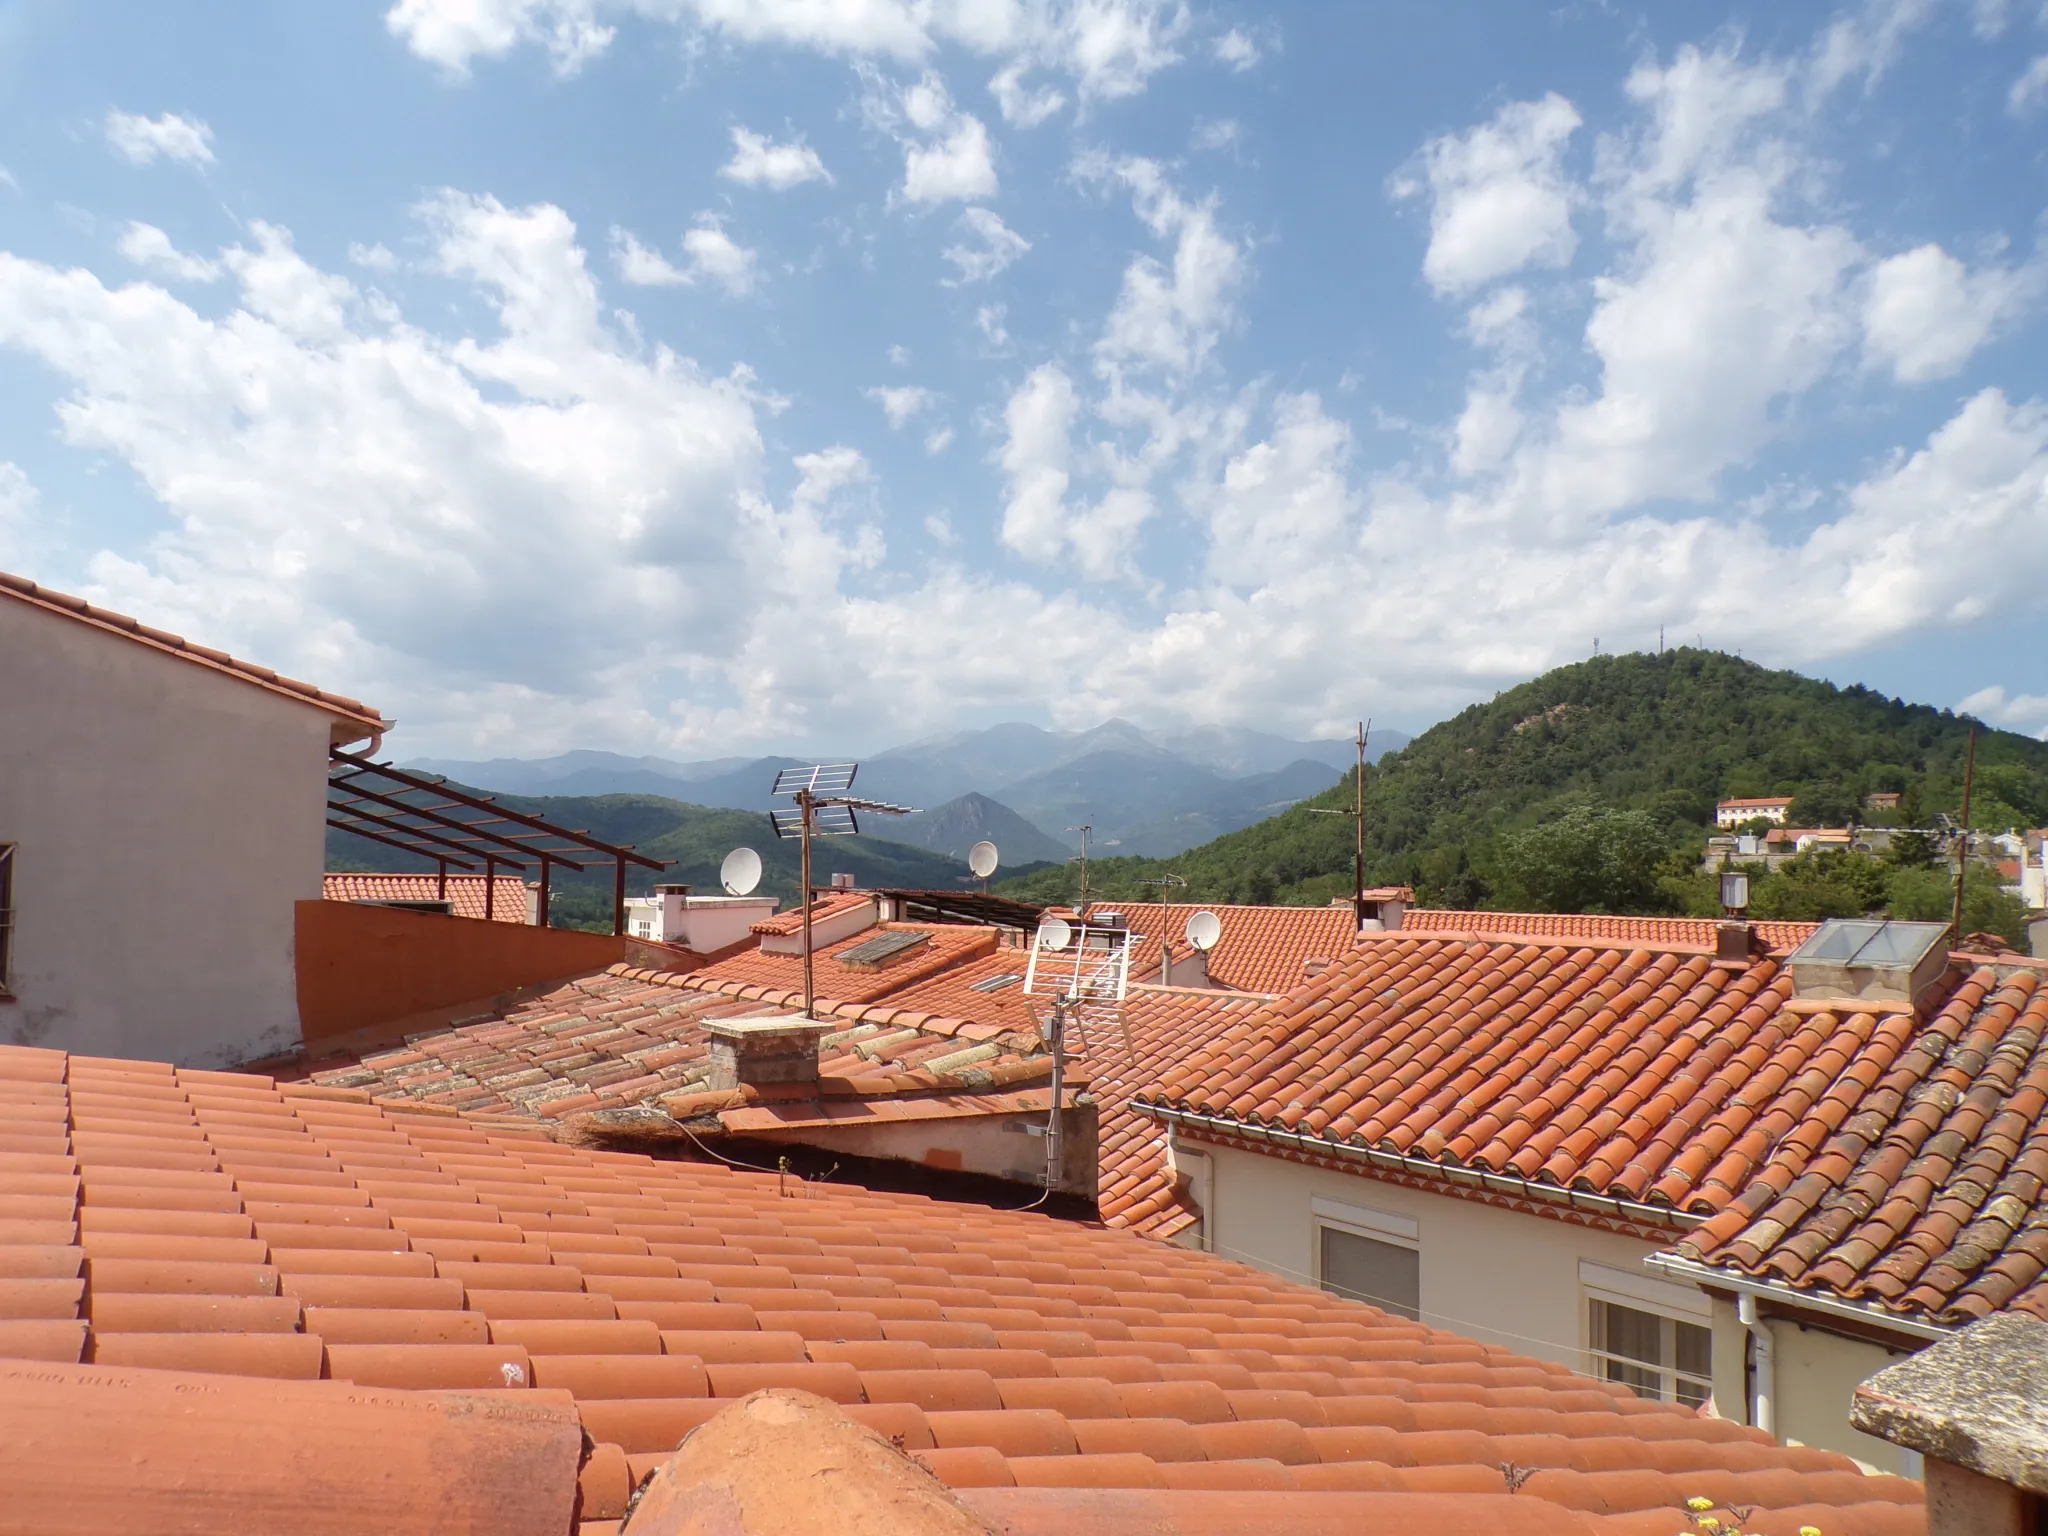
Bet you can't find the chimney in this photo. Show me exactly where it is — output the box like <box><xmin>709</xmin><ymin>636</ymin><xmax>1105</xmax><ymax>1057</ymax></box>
<box><xmin>702</xmin><ymin>1016</ymin><xmax>837</xmax><ymax>1092</ymax></box>
<box><xmin>1715</xmin><ymin>921</ymin><xmax>1754</xmax><ymax>964</ymax></box>
<box><xmin>1851</xmin><ymin>1313</ymin><xmax>2048</xmax><ymax>1536</ymax></box>
<box><xmin>657</xmin><ymin>884</ymin><xmax>691</xmax><ymax>943</ymax></box>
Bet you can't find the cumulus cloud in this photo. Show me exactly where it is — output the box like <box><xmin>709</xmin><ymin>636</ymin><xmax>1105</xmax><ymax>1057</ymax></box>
<box><xmin>2012</xmin><ymin>54</ymin><xmax>2048</xmax><ymax>116</ymax></box>
<box><xmin>612</xmin><ymin>216</ymin><xmax>758</xmax><ymax>294</ymax></box>
<box><xmin>348</xmin><ymin>242</ymin><xmax>399</xmax><ymax>270</ymax></box>
<box><xmin>386</xmin><ymin>0</ymin><xmax>1190</xmax><ymax>100</ymax></box>
<box><xmin>1863</xmin><ymin>242</ymin><xmax>2041</xmax><ymax>382</ymax></box>
<box><xmin>942</xmin><ymin>208</ymin><xmax>1031</xmax><ymax>283</ymax></box>
<box><xmin>990</xmin><ymin>62</ymin><xmax>1065</xmax><ymax>128</ymax></box>
<box><xmin>887</xmin><ymin>74</ymin><xmax>999</xmax><ymax>204</ymax></box>
<box><xmin>720</xmin><ymin>127</ymin><xmax>831</xmax><ymax>189</ymax></box>
<box><xmin>1212</xmin><ymin>29</ymin><xmax>1259</xmax><ymax>70</ymax></box>
<box><xmin>865</xmin><ymin>384</ymin><xmax>934</xmax><ymax>428</ymax></box>
<box><xmin>1959</xmin><ymin>684</ymin><xmax>2048</xmax><ymax>740</ymax></box>
<box><xmin>116</xmin><ymin>223</ymin><xmax>221</xmax><ymax>282</ymax></box>
<box><xmin>104</xmin><ymin>110</ymin><xmax>215</xmax><ymax>167</ymax></box>
<box><xmin>0</xmin><ymin>461</ymin><xmax>35</xmax><ymax>564</ymax></box>
<box><xmin>1084</xmin><ymin>155</ymin><xmax>1244</xmax><ymax>379</ymax></box>
<box><xmin>1397</xmin><ymin>93</ymin><xmax>1581</xmax><ymax>296</ymax></box>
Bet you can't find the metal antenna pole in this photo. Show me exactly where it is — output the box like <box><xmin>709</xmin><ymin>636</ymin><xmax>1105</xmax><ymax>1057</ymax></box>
<box><xmin>799</xmin><ymin>788</ymin><xmax>816</xmax><ymax>1020</ymax></box>
<box><xmin>1950</xmin><ymin>725</ymin><xmax>1977</xmax><ymax>942</ymax></box>
<box><xmin>1353</xmin><ymin>719</ymin><xmax>1370</xmax><ymax>929</ymax></box>
<box><xmin>1067</xmin><ymin>825</ymin><xmax>1092</xmax><ymax>912</ymax></box>
<box><xmin>1045</xmin><ymin>995</ymin><xmax>1066</xmax><ymax>1194</ymax></box>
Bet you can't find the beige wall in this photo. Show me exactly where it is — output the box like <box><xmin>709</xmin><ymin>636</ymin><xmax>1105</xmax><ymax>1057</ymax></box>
<box><xmin>0</xmin><ymin>599</ymin><xmax>337</xmax><ymax>1067</ymax></box>
<box><xmin>1707</xmin><ymin>1302</ymin><xmax>1922</xmax><ymax>1477</ymax></box>
<box><xmin>750</xmin><ymin>1104</ymin><xmax>1097</xmax><ymax>1196</ymax></box>
<box><xmin>1183</xmin><ymin>1135</ymin><xmax>1930</xmax><ymax>1476</ymax></box>
<box><xmin>1183</xmin><ymin>1138</ymin><xmax>1705</xmax><ymax>1393</ymax></box>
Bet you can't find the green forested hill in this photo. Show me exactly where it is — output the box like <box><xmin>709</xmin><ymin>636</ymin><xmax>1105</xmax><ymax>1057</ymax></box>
<box><xmin>994</xmin><ymin>649</ymin><xmax>2048</xmax><ymax>915</ymax></box>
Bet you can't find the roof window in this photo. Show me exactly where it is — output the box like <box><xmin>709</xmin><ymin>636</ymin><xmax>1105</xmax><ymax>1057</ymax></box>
<box><xmin>1784</xmin><ymin>919</ymin><xmax>1950</xmax><ymax>1004</ymax></box>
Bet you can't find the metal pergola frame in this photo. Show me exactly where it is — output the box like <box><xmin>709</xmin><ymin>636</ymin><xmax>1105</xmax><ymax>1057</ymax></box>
<box><xmin>327</xmin><ymin>749</ymin><xmax>668</xmax><ymax>932</ymax></box>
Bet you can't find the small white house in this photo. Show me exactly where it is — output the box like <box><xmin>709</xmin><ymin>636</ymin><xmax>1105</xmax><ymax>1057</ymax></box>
<box><xmin>621</xmin><ymin>884</ymin><xmax>778</xmax><ymax>953</ymax></box>
<box><xmin>0</xmin><ymin>571</ymin><xmax>386</xmax><ymax>1067</ymax></box>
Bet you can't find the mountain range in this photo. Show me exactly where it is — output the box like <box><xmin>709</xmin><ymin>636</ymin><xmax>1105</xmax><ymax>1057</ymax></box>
<box><xmin>408</xmin><ymin>719</ymin><xmax>1410</xmax><ymax>862</ymax></box>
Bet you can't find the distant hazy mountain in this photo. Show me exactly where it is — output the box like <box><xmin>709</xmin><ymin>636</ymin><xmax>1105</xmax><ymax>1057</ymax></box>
<box><xmin>893</xmin><ymin>793</ymin><xmax>1072</xmax><ymax>869</ymax></box>
<box><xmin>404</xmin><ymin>718</ymin><xmax>1410</xmax><ymax>862</ymax></box>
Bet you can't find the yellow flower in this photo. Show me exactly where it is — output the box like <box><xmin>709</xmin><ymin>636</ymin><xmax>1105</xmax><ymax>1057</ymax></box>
<box><xmin>1800</xmin><ymin>1528</ymin><xmax>1824</xmax><ymax>1536</ymax></box>
<box><xmin>1698</xmin><ymin>1520</ymin><xmax>1722</xmax><ymax>1534</ymax></box>
<box><xmin>1686</xmin><ymin>1497</ymin><xmax>1716</xmax><ymax>1512</ymax></box>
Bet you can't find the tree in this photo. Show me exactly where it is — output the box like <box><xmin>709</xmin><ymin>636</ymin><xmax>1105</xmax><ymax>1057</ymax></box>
<box><xmin>1882</xmin><ymin>828</ymin><xmax>1938</xmax><ymax>869</ymax></box>
<box><xmin>1784</xmin><ymin>783</ymin><xmax>1858</xmax><ymax>828</ymax></box>
<box><xmin>1495</xmin><ymin>805</ymin><xmax>1670</xmax><ymax>914</ymax></box>
<box><xmin>1748</xmin><ymin>849</ymin><xmax>1889</xmax><ymax>922</ymax></box>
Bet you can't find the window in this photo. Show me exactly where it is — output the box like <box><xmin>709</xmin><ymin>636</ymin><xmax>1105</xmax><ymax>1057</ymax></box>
<box><xmin>0</xmin><ymin>844</ymin><xmax>13</xmax><ymax>995</ymax></box>
<box><xmin>1321</xmin><ymin>1228</ymin><xmax>1420</xmax><ymax>1319</ymax></box>
<box><xmin>1589</xmin><ymin>1298</ymin><xmax>1711</xmax><ymax>1408</ymax></box>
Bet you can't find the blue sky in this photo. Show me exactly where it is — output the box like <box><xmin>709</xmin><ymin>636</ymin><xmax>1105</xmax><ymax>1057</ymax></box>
<box><xmin>1</xmin><ymin>0</ymin><xmax>2045</xmax><ymax>758</ymax></box>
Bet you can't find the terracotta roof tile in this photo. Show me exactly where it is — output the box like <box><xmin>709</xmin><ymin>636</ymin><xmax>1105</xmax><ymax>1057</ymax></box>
<box><xmin>1080</xmin><ymin>903</ymin><xmax>1361</xmax><ymax>996</ymax></box>
<box><xmin>0</xmin><ymin>1042</ymin><xmax>1927</xmax><ymax>1532</ymax></box>
<box><xmin>323</xmin><ymin>874</ymin><xmax>532</xmax><ymax>924</ymax></box>
<box><xmin>749</xmin><ymin>891</ymin><xmax>877</xmax><ymax>936</ymax></box>
<box><xmin>1679</xmin><ymin>964</ymin><xmax>2048</xmax><ymax>1327</ymax></box>
<box><xmin>1402</xmin><ymin>910</ymin><xmax>1817</xmax><ymax>953</ymax></box>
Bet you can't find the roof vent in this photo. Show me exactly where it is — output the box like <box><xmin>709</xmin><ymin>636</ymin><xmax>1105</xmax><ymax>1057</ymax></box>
<box><xmin>1784</xmin><ymin>919</ymin><xmax>1950</xmax><ymax>1005</ymax></box>
<box><xmin>830</xmin><ymin>872</ymin><xmax>857</xmax><ymax>890</ymax></box>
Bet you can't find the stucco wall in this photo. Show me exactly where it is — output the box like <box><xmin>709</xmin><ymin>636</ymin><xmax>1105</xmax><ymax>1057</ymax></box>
<box><xmin>1740</xmin><ymin>1310</ymin><xmax>1921</xmax><ymax>1476</ymax></box>
<box><xmin>747</xmin><ymin>1104</ymin><xmax>1097</xmax><ymax>1196</ymax></box>
<box><xmin>1188</xmin><ymin>1139</ymin><xmax>1697</xmax><ymax>1390</ymax></box>
<box><xmin>295</xmin><ymin>900</ymin><xmax>628</xmax><ymax>1057</ymax></box>
<box><xmin>0</xmin><ymin>598</ymin><xmax>335</xmax><ymax>1067</ymax></box>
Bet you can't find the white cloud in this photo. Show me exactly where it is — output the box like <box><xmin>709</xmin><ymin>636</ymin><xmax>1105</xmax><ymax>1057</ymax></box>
<box><xmin>999</xmin><ymin>362</ymin><xmax>1080</xmax><ymax>566</ymax></box>
<box><xmin>2012</xmin><ymin>54</ymin><xmax>2048</xmax><ymax>116</ymax></box>
<box><xmin>976</xmin><ymin>303</ymin><xmax>1011</xmax><ymax>349</ymax></box>
<box><xmin>1863</xmin><ymin>242</ymin><xmax>2040</xmax><ymax>382</ymax></box>
<box><xmin>1085</xmin><ymin>156</ymin><xmax>1244</xmax><ymax>378</ymax></box>
<box><xmin>116</xmin><ymin>223</ymin><xmax>222</xmax><ymax>283</ymax></box>
<box><xmin>1212</xmin><ymin>29</ymin><xmax>1259</xmax><ymax>70</ymax></box>
<box><xmin>611</xmin><ymin>226</ymin><xmax>690</xmax><ymax>286</ymax></box>
<box><xmin>886</xmin><ymin>343</ymin><xmax>912</xmax><ymax>366</ymax></box>
<box><xmin>104</xmin><ymin>110</ymin><xmax>215</xmax><ymax>167</ymax></box>
<box><xmin>387</xmin><ymin>0</ymin><xmax>1190</xmax><ymax>101</ymax></box>
<box><xmin>865</xmin><ymin>384</ymin><xmax>934</xmax><ymax>428</ymax></box>
<box><xmin>990</xmin><ymin>62</ymin><xmax>1065</xmax><ymax>128</ymax></box>
<box><xmin>682</xmin><ymin>216</ymin><xmax>758</xmax><ymax>295</ymax></box>
<box><xmin>0</xmin><ymin>462</ymin><xmax>35</xmax><ymax>564</ymax></box>
<box><xmin>720</xmin><ymin>127</ymin><xmax>831</xmax><ymax>189</ymax></box>
<box><xmin>1192</xmin><ymin>119</ymin><xmax>1240</xmax><ymax>153</ymax></box>
<box><xmin>1960</xmin><ymin>684</ymin><xmax>2048</xmax><ymax>740</ymax></box>
<box><xmin>612</xmin><ymin>217</ymin><xmax>759</xmax><ymax>294</ymax></box>
<box><xmin>1807</xmin><ymin>0</ymin><xmax>1938</xmax><ymax>100</ymax></box>
<box><xmin>942</xmin><ymin>207</ymin><xmax>1031</xmax><ymax>283</ymax></box>
<box><xmin>348</xmin><ymin>242</ymin><xmax>399</xmax><ymax>271</ymax></box>
<box><xmin>889</xmin><ymin>74</ymin><xmax>998</xmax><ymax>204</ymax></box>
<box><xmin>1398</xmin><ymin>93</ymin><xmax>1581</xmax><ymax>296</ymax></box>
<box><xmin>0</xmin><ymin>163</ymin><xmax>17</xmax><ymax>194</ymax></box>
<box><xmin>923</xmin><ymin>425</ymin><xmax>954</xmax><ymax>455</ymax></box>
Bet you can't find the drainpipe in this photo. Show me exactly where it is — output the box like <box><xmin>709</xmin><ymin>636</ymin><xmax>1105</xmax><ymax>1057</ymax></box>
<box><xmin>1738</xmin><ymin>1293</ymin><xmax>1775</xmax><ymax>1436</ymax></box>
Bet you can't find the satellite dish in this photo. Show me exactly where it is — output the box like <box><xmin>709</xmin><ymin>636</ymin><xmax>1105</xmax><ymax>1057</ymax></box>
<box><xmin>1185</xmin><ymin>910</ymin><xmax>1222</xmax><ymax>952</ymax></box>
<box><xmin>1036</xmin><ymin>918</ymin><xmax>1073</xmax><ymax>951</ymax></box>
<box><xmin>968</xmin><ymin>840</ymin><xmax>999</xmax><ymax>879</ymax></box>
<box><xmin>720</xmin><ymin>847</ymin><xmax>762</xmax><ymax>897</ymax></box>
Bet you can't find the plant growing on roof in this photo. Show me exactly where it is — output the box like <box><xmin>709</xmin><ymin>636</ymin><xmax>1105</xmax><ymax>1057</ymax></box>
<box><xmin>1671</xmin><ymin>1494</ymin><xmax>1819</xmax><ymax>1536</ymax></box>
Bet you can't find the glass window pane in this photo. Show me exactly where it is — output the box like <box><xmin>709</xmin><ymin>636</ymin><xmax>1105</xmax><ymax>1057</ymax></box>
<box><xmin>1320</xmin><ymin>1228</ymin><xmax>1419</xmax><ymax>1321</ymax></box>
<box><xmin>1675</xmin><ymin>1319</ymin><xmax>1712</xmax><ymax>1408</ymax></box>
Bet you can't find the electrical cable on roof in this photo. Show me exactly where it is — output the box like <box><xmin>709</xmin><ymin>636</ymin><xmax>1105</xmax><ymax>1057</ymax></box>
<box><xmin>664</xmin><ymin>1116</ymin><xmax>807</xmax><ymax>1179</ymax></box>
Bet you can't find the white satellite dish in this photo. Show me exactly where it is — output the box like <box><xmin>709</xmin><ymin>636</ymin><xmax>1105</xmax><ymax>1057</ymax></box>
<box><xmin>720</xmin><ymin>847</ymin><xmax>762</xmax><ymax>897</ymax></box>
<box><xmin>968</xmin><ymin>840</ymin><xmax>999</xmax><ymax>879</ymax></box>
<box><xmin>1184</xmin><ymin>910</ymin><xmax>1223</xmax><ymax>952</ymax></box>
<box><xmin>1036</xmin><ymin>917</ymin><xmax>1073</xmax><ymax>951</ymax></box>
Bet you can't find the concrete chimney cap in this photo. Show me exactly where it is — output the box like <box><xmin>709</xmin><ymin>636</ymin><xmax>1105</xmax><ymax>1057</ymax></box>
<box><xmin>1850</xmin><ymin>1312</ymin><xmax>2048</xmax><ymax>1494</ymax></box>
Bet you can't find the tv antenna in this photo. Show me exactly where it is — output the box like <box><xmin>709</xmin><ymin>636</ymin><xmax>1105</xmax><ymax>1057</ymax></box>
<box><xmin>720</xmin><ymin>847</ymin><xmax>762</xmax><ymax>897</ymax></box>
<box><xmin>767</xmin><ymin>763</ymin><xmax>918</xmax><ymax>1020</ymax></box>
<box><xmin>1023</xmin><ymin>911</ymin><xmax>1137</xmax><ymax>1195</ymax></box>
<box><xmin>968</xmin><ymin>839</ymin><xmax>999</xmax><ymax>892</ymax></box>
<box><xmin>1139</xmin><ymin>873</ymin><xmax>1187</xmax><ymax>901</ymax></box>
<box><xmin>1307</xmin><ymin>720</ymin><xmax>1372</xmax><ymax>927</ymax></box>
<box><xmin>1066</xmin><ymin>824</ymin><xmax>1093</xmax><ymax>911</ymax></box>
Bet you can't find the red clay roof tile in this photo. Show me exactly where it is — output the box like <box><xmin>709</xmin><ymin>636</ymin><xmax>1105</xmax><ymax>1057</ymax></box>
<box><xmin>323</xmin><ymin>873</ymin><xmax>532</xmax><ymax>924</ymax></box>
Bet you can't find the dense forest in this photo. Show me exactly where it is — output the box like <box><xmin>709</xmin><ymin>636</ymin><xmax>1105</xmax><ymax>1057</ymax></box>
<box><xmin>995</xmin><ymin>650</ymin><xmax>2047</xmax><ymax>941</ymax></box>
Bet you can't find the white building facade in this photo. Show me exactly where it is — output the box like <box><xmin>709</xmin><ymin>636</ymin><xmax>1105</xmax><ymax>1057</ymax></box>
<box><xmin>0</xmin><ymin>574</ymin><xmax>385</xmax><ymax>1067</ymax></box>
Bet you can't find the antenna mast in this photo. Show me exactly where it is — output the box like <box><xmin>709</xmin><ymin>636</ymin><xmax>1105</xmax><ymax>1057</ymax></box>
<box><xmin>1308</xmin><ymin>718</ymin><xmax>1370</xmax><ymax>925</ymax></box>
<box><xmin>1950</xmin><ymin>725</ymin><xmax>1977</xmax><ymax>942</ymax></box>
<box><xmin>1066</xmin><ymin>824</ymin><xmax>1093</xmax><ymax>912</ymax></box>
<box><xmin>769</xmin><ymin>763</ymin><xmax>919</xmax><ymax>1019</ymax></box>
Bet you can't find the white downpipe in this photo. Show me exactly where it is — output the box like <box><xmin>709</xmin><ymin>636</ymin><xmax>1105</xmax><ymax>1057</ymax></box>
<box><xmin>1738</xmin><ymin>1294</ymin><xmax>1775</xmax><ymax>1437</ymax></box>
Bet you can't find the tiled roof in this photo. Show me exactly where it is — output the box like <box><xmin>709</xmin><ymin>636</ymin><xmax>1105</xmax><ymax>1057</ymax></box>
<box><xmin>324</xmin><ymin>873</ymin><xmax>532</xmax><ymax>924</ymax></box>
<box><xmin>1144</xmin><ymin>929</ymin><xmax>1923</xmax><ymax>1222</ymax></box>
<box><xmin>1402</xmin><ymin>909</ymin><xmax>1818</xmax><ymax>954</ymax></box>
<box><xmin>1081</xmin><ymin>903</ymin><xmax>1361</xmax><ymax>996</ymax></box>
<box><xmin>1720</xmin><ymin>797</ymin><xmax>1796</xmax><ymax>808</ymax></box>
<box><xmin>0</xmin><ymin>1043</ymin><xmax>1927</xmax><ymax>1534</ymax></box>
<box><xmin>750</xmin><ymin>891</ymin><xmax>875</xmax><ymax>936</ymax></box>
<box><xmin>1</xmin><ymin>568</ymin><xmax>387</xmax><ymax>738</ymax></box>
<box><xmin>693</xmin><ymin>923</ymin><xmax>1000</xmax><ymax>1006</ymax></box>
<box><xmin>1677</xmin><ymin>963</ymin><xmax>2048</xmax><ymax>1327</ymax></box>
<box><xmin>306</xmin><ymin>966</ymin><xmax>1055</xmax><ymax>1126</ymax></box>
